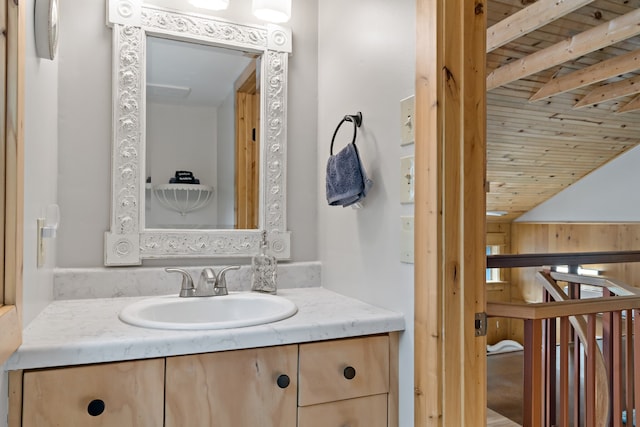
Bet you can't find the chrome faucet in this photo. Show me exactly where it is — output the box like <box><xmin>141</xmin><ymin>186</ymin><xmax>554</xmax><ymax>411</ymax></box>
<box><xmin>165</xmin><ymin>266</ymin><xmax>240</xmax><ymax>297</ymax></box>
<box><xmin>197</xmin><ymin>268</ymin><xmax>218</xmax><ymax>296</ymax></box>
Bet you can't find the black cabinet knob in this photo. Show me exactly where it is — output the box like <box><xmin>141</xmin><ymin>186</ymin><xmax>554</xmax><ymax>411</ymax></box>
<box><xmin>87</xmin><ymin>399</ymin><xmax>105</xmax><ymax>416</ymax></box>
<box><xmin>277</xmin><ymin>374</ymin><xmax>290</xmax><ymax>389</ymax></box>
<box><xmin>343</xmin><ymin>366</ymin><xmax>356</xmax><ymax>380</ymax></box>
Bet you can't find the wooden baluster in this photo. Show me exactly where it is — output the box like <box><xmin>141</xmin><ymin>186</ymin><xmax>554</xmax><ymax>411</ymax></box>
<box><xmin>559</xmin><ymin>316</ymin><xmax>570</xmax><ymax>427</ymax></box>
<box><xmin>585</xmin><ymin>314</ymin><xmax>596</xmax><ymax>427</ymax></box>
<box><xmin>570</xmin><ymin>282</ymin><xmax>581</xmax><ymax>427</ymax></box>
<box><xmin>634</xmin><ymin>309</ymin><xmax>640</xmax><ymax>427</ymax></box>
<box><xmin>625</xmin><ymin>309</ymin><xmax>634</xmax><ymax>424</ymax></box>
<box><xmin>573</xmin><ymin>327</ymin><xmax>581</xmax><ymax>427</ymax></box>
<box><xmin>613</xmin><ymin>310</ymin><xmax>623</xmax><ymax>427</ymax></box>
<box><xmin>602</xmin><ymin>289</ymin><xmax>614</xmax><ymax>427</ymax></box>
<box><xmin>524</xmin><ymin>318</ymin><xmax>544</xmax><ymax>427</ymax></box>
<box><xmin>544</xmin><ymin>290</ymin><xmax>557</xmax><ymax>426</ymax></box>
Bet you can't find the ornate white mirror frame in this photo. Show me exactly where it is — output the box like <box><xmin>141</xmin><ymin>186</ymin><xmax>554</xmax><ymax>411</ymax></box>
<box><xmin>104</xmin><ymin>0</ymin><xmax>292</xmax><ymax>265</ymax></box>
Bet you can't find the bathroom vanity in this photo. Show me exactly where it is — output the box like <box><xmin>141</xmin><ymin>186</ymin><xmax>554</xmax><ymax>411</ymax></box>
<box><xmin>7</xmin><ymin>3</ymin><xmax>405</xmax><ymax>424</ymax></box>
<box><xmin>6</xmin><ymin>288</ymin><xmax>404</xmax><ymax>427</ymax></box>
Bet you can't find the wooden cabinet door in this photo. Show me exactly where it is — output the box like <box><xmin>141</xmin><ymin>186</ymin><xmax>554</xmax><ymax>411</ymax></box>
<box><xmin>21</xmin><ymin>359</ymin><xmax>164</xmax><ymax>427</ymax></box>
<box><xmin>298</xmin><ymin>394</ymin><xmax>388</xmax><ymax>427</ymax></box>
<box><xmin>299</xmin><ymin>335</ymin><xmax>390</xmax><ymax>406</ymax></box>
<box><xmin>166</xmin><ymin>344</ymin><xmax>298</xmax><ymax>427</ymax></box>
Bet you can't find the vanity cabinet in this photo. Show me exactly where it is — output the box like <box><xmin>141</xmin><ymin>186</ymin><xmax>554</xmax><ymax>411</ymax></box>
<box><xmin>18</xmin><ymin>359</ymin><xmax>164</xmax><ymax>427</ymax></box>
<box><xmin>165</xmin><ymin>345</ymin><xmax>298</xmax><ymax>427</ymax></box>
<box><xmin>10</xmin><ymin>334</ymin><xmax>397</xmax><ymax>427</ymax></box>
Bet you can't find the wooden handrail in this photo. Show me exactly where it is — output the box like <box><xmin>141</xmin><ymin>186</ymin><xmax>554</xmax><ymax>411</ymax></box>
<box><xmin>549</xmin><ymin>271</ymin><xmax>640</xmax><ymax>296</ymax></box>
<box><xmin>487</xmin><ymin>295</ymin><xmax>640</xmax><ymax>319</ymax></box>
<box><xmin>487</xmin><ymin>250</ymin><xmax>640</xmax><ymax>269</ymax></box>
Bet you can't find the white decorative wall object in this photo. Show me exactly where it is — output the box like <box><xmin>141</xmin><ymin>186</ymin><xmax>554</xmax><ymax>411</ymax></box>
<box><xmin>35</xmin><ymin>0</ymin><xmax>60</xmax><ymax>60</ymax></box>
<box><xmin>105</xmin><ymin>1</ymin><xmax>292</xmax><ymax>265</ymax></box>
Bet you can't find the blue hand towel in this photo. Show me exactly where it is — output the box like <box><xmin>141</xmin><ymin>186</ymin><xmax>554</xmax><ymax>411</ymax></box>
<box><xmin>326</xmin><ymin>143</ymin><xmax>373</xmax><ymax>207</ymax></box>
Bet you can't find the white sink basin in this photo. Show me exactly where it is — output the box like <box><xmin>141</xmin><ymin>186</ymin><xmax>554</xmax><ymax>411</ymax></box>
<box><xmin>118</xmin><ymin>293</ymin><xmax>297</xmax><ymax>330</ymax></box>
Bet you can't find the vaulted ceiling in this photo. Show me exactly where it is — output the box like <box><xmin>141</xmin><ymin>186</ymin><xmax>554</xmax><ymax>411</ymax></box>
<box><xmin>486</xmin><ymin>0</ymin><xmax>640</xmax><ymax>221</ymax></box>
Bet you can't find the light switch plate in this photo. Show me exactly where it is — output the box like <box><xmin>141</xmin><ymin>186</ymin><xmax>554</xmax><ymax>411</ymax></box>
<box><xmin>37</xmin><ymin>218</ymin><xmax>45</xmax><ymax>268</ymax></box>
<box><xmin>400</xmin><ymin>155</ymin><xmax>415</xmax><ymax>204</ymax></box>
<box><xmin>400</xmin><ymin>216</ymin><xmax>414</xmax><ymax>264</ymax></box>
<box><xmin>400</xmin><ymin>95</ymin><xmax>415</xmax><ymax>146</ymax></box>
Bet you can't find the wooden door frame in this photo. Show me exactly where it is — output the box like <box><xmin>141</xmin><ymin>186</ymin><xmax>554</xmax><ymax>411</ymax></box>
<box><xmin>234</xmin><ymin>59</ymin><xmax>260</xmax><ymax>229</ymax></box>
<box><xmin>0</xmin><ymin>0</ymin><xmax>24</xmax><ymax>365</ymax></box>
<box><xmin>414</xmin><ymin>0</ymin><xmax>487</xmax><ymax>425</ymax></box>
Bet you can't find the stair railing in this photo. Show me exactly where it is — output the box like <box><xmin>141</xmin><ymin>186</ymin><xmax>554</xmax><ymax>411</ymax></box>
<box><xmin>488</xmin><ymin>271</ymin><xmax>640</xmax><ymax>427</ymax></box>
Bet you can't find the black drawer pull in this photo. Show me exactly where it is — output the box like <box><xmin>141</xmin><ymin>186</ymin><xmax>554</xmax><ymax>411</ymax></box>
<box><xmin>87</xmin><ymin>399</ymin><xmax>105</xmax><ymax>416</ymax></box>
<box><xmin>343</xmin><ymin>366</ymin><xmax>356</xmax><ymax>380</ymax></box>
<box><xmin>277</xmin><ymin>374</ymin><xmax>290</xmax><ymax>389</ymax></box>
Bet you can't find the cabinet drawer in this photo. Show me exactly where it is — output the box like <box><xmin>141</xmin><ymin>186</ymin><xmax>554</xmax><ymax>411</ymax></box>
<box><xmin>21</xmin><ymin>359</ymin><xmax>164</xmax><ymax>427</ymax></box>
<box><xmin>298</xmin><ymin>335</ymin><xmax>389</xmax><ymax>406</ymax></box>
<box><xmin>298</xmin><ymin>394</ymin><xmax>388</xmax><ymax>427</ymax></box>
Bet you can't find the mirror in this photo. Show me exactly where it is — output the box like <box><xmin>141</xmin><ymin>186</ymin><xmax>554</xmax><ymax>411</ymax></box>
<box><xmin>145</xmin><ymin>36</ymin><xmax>258</xmax><ymax>230</ymax></box>
<box><xmin>105</xmin><ymin>1</ymin><xmax>292</xmax><ymax>265</ymax></box>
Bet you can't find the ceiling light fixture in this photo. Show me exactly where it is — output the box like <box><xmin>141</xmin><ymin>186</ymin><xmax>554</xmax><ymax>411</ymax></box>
<box><xmin>486</xmin><ymin>211</ymin><xmax>508</xmax><ymax>217</ymax></box>
<box><xmin>252</xmin><ymin>0</ymin><xmax>291</xmax><ymax>23</ymax></box>
<box><xmin>553</xmin><ymin>265</ymin><xmax>601</xmax><ymax>276</ymax></box>
<box><xmin>189</xmin><ymin>0</ymin><xmax>229</xmax><ymax>11</ymax></box>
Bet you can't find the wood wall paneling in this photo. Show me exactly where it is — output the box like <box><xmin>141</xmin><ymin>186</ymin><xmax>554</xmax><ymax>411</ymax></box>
<box><xmin>512</xmin><ymin>223</ymin><xmax>640</xmax><ymax>302</ymax></box>
<box><xmin>486</xmin><ymin>223</ymin><xmax>513</xmax><ymax>345</ymax></box>
<box><xmin>509</xmin><ymin>223</ymin><xmax>640</xmax><ymax>342</ymax></box>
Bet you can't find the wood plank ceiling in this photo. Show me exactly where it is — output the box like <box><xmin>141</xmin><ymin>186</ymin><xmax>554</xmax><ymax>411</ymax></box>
<box><xmin>486</xmin><ymin>0</ymin><xmax>640</xmax><ymax>221</ymax></box>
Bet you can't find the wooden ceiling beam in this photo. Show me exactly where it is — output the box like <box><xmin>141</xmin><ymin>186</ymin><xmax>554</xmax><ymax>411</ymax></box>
<box><xmin>616</xmin><ymin>94</ymin><xmax>640</xmax><ymax>114</ymax></box>
<box><xmin>487</xmin><ymin>0</ymin><xmax>595</xmax><ymax>53</ymax></box>
<box><xmin>487</xmin><ymin>8</ymin><xmax>640</xmax><ymax>91</ymax></box>
<box><xmin>574</xmin><ymin>75</ymin><xmax>640</xmax><ymax>108</ymax></box>
<box><xmin>530</xmin><ymin>49</ymin><xmax>640</xmax><ymax>101</ymax></box>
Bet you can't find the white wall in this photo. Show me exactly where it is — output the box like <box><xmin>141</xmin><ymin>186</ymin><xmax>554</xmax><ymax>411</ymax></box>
<box><xmin>518</xmin><ymin>145</ymin><xmax>640</xmax><ymax>222</ymax></box>
<box><xmin>57</xmin><ymin>0</ymin><xmax>112</xmax><ymax>267</ymax></box>
<box><xmin>23</xmin><ymin>0</ymin><xmax>59</xmax><ymax>326</ymax></box>
<box><xmin>56</xmin><ymin>0</ymin><xmax>319</xmax><ymax>266</ymax></box>
<box><xmin>317</xmin><ymin>1</ymin><xmax>415</xmax><ymax>425</ymax></box>
<box><xmin>217</xmin><ymin>91</ymin><xmax>235</xmax><ymax>227</ymax></box>
<box><xmin>146</xmin><ymin>102</ymin><xmax>219</xmax><ymax>228</ymax></box>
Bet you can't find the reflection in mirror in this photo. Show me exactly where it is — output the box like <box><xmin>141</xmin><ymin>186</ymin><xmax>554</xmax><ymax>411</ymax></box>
<box><xmin>145</xmin><ymin>36</ymin><xmax>259</xmax><ymax>230</ymax></box>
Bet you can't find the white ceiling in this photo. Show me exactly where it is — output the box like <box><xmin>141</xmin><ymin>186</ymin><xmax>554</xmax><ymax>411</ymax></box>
<box><xmin>146</xmin><ymin>36</ymin><xmax>255</xmax><ymax>107</ymax></box>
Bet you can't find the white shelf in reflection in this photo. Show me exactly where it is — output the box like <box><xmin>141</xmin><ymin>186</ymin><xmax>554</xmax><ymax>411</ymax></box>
<box><xmin>153</xmin><ymin>183</ymin><xmax>214</xmax><ymax>216</ymax></box>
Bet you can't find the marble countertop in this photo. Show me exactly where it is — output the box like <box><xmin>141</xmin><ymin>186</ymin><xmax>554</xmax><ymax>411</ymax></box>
<box><xmin>6</xmin><ymin>288</ymin><xmax>405</xmax><ymax>371</ymax></box>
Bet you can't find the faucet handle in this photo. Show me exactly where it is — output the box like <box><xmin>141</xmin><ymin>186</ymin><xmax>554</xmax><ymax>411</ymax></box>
<box><xmin>165</xmin><ymin>268</ymin><xmax>195</xmax><ymax>297</ymax></box>
<box><xmin>215</xmin><ymin>266</ymin><xmax>240</xmax><ymax>295</ymax></box>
